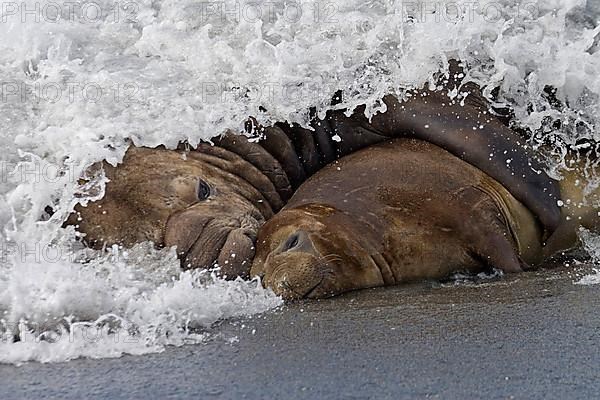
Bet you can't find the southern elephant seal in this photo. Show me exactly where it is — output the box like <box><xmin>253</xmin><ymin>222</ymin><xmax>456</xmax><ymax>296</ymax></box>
<box><xmin>66</xmin><ymin>63</ymin><xmax>561</xmax><ymax>277</ymax></box>
<box><xmin>250</xmin><ymin>139</ymin><xmax>599</xmax><ymax>299</ymax></box>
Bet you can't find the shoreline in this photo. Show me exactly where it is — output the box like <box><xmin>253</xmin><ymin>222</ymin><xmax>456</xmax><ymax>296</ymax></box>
<box><xmin>1</xmin><ymin>264</ymin><xmax>599</xmax><ymax>399</ymax></box>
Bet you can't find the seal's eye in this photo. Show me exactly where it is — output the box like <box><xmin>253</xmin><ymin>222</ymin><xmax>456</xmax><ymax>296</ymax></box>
<box><xmin>282</xmin><ymin>233</ymin><xmax>300</xmax><ymax>251</ymax></box>
<box><xmin>196</xmin><ymin>179</ymin><xmax>211</xmax><ymax>201</ymax></box>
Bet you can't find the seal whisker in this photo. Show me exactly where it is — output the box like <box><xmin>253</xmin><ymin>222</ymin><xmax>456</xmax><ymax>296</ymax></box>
<box><xmin>319</xmin><ymin>254</ymin><xmax>343</xmax><ymax>264</ymax></box>
<box><xmin>309</xmin><ymin>254</ymin><xmax>340</xmax><ymax>278</ymax></box>
<box><xmin>270</xmin><ymin>259</ymin><xmax>293</xmax><ymax>280</ymax></box>
<box><xmin>321</xmin><ymin>254</ymin><xmax>342</xmax><ymax>260</ymax></box>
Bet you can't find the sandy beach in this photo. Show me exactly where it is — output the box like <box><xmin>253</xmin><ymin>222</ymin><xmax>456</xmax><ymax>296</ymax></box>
<box><xmin>3</xmin><ymin>263</ymin><xmax>600</xmax><ymax>399</ymax></box>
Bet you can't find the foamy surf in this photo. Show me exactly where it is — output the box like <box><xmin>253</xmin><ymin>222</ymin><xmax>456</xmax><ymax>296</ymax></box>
<box><xmin>0</xmin><ymin>243</ymin><xmax>282</xmax><ymax>364</ymax></box>
<box><xmin>575</xmin><ymin>228</ymin><xmax>600</xmax><ymax>285</ymax></box>
<box><xmin>0</xmin><ymin>0</ymin><xmax>599</xmax><ymax>364</ymax></box>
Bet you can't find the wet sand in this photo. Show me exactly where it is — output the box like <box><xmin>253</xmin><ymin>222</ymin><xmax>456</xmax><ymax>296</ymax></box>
<box><xmin>2</xmin><ymin>264</ymin><xmax>600</xmax><ymax>399</ymax></box>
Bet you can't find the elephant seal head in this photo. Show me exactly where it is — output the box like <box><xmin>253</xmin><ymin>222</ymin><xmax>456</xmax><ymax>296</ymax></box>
<box><xmin>250</xmin><ymin>204</ymin><xmax>384</xmax><ymax>300</ymax></box>
<box><xmin>67</xmin><ymin>143</ymin><xmax>287</xmax><ymax>278</ymax></box>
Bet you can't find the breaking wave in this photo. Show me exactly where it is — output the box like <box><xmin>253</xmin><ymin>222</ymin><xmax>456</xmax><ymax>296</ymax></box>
<box><xmin>0</xmin><ymin>0</ymin><xmax>599</xmax><ymax>363</ymax></box>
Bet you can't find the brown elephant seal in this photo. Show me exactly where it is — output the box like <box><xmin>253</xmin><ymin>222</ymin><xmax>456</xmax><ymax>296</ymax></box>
<box><xmin>250</xmin><ymin>139</ymin><xmax>599</xmax><ymax>299</ymax></box>
<box><xmin>66</xmin><ymin>61</ymin><xmax>562</xmax><ymax>277</ymax></box>
<box><xmin>68</xmin><ymin>145</ymin><xmax>274</xmax><ymax>277</ymax></box>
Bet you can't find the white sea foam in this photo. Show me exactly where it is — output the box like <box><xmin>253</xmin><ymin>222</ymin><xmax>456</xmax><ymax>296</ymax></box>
<box><xmin>575</xmin><ymin>228</ymin><xmax>600</xmax><ymax>285</ymax></box>
<box><xmin>0</xmin><ymin>0</ymin><xmax>599</xmax><ymax>363</ymax></box>
<box><xmin>0</xmin><ymin>242</ymin><xmax>282</xmax><ymax>364</ymax></box>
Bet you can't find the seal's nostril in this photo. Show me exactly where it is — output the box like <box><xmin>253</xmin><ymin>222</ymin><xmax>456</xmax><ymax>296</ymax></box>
<box><xmin>282</xmin><ymin>232</ymin><xmax>301</xmax><ymax>252</ymax></box>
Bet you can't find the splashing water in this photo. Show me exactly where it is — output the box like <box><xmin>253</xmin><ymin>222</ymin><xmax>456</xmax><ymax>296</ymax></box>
<box><xmin>574</xmin><ymin>228</ymin><xmax>600</xmax><ymax>285</ymax></box>
<box><xmin>0</xmin><ymin>0</ymin><xmax>599</xmax><ymax>363</ymax></box>
<box><xmin>0</xmin><ymin>242</ymin><xmax>282</xmax><ymax>364</ymax></box>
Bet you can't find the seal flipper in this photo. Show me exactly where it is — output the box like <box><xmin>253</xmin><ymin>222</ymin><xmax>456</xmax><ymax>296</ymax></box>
<box><xmin>469</xmin><ymin>227</ymin><xmax>524</xmax><ymax>273</ymax></box>
<box><xmin>455</xmin><ymin>185</ymin><xmax>525</xmax><ymax>274</ymax></box>
<box><xmin>463</xmin><ymin>203</ymin><xmax>524</xmax><ymax>273</ymax></box>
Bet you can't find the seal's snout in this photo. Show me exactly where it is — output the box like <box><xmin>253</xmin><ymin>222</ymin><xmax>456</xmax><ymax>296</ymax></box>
<box><xmin>165</xmin><ymin>208</ymin><xmax>262</xmax><ymax>279</ymax></box>
<box><xmin>251</xmin><ymin>209</ymin><xmax>347</xmax><ymax>300</ymax></box>
<box><xmin>253</xmin><ymin>231</ymin><xmax>335</xmax><ymax>300</ymax></box>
